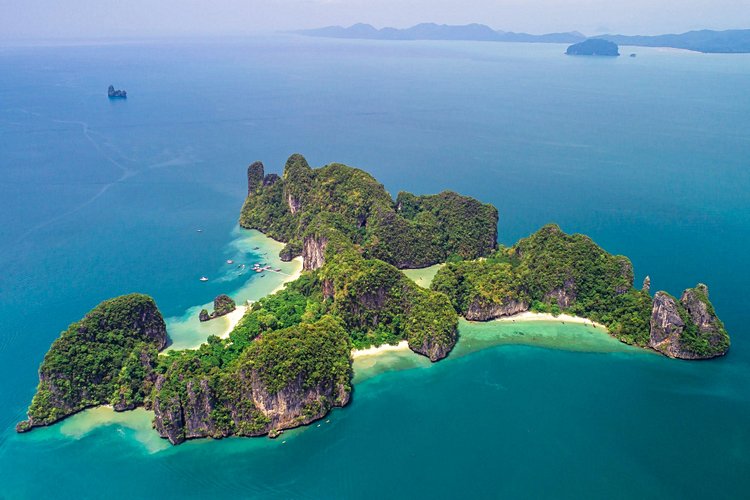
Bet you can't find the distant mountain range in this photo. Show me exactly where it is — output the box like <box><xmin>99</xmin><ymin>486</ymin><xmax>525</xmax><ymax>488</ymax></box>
<box><xmin>294</xmin><ymin>23</ymin><xmax>750</xmax><ymax>53</ymax></box>
<box><xmin>295</xmin><ymin>23</ymin><xmax>586</xmax><ymax>44</ymax></box>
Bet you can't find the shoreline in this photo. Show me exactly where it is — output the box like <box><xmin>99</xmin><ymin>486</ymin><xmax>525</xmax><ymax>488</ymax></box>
<box><xmin>164</xmin><ymin>230</ymin><xmax>303</xmax><ymax>351</ymax></box>
<box><xmin>217</xmin><ymin>256</ymin><xmax>304</xmax><ymax>339</ymax></box>
<box><xmin>490</xmin><ymin>311</ymin><xmax>607</xmax><ymax>329</ymax></box>
<box><xmin>351</xmin><ymin>340</ymin><xmax>410</xmax><ymax>359</ymax></box>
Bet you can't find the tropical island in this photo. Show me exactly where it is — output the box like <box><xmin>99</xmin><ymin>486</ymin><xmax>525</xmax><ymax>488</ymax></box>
<box><xmin>17</xmin><ymin>154</ymin><xmax>730</xmax><ymax>444</ymax></box>
<box><xmin>566</xmin><ymin>39</ymin><xmax>620</xmax><ymax>56</ymax></box>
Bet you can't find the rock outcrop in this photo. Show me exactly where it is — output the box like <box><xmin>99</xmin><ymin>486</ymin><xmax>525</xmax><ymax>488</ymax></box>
<box><xmin>649</xmin><ymin>292</ymin><xmax>686</xmax><ymax>357</ymax></box>
<box><xmin>303</xmin><ymin>235</ymin><xmax>328</xmax><ymax>270</ymax></box>
<box><xmin>465</xmin><ymin>298</ymin><xmax>529</xmax><ymax>321</ymax></box>
<box><xmin>649</xmin><ymin>284</ymin><xmax>730</xmax><ymax>359</ymax></box>
<box><xmin>107</xmin><ymin>85</ymin><xmax>127</xmax><ymax>98</ymax></box>
<box><xmin>642</xmin><ymin>275</ymin><xmax>651</xmax><ymax>293</ymax></box>
<box><xmin>199</xmin><ymin>295</ymin><xmax>237</xmax><ymax>322</ymax></box>
<box><xmin>214</xmin><ymin>294</ymin><xmax>236</xmax><ymax>316</ymax></box>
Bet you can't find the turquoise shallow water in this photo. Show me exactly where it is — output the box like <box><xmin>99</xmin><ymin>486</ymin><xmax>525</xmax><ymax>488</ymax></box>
<box><xmin>0</xmin><ymin>36</ymin><xmax>749</xmax><ymax>498</ymax></box>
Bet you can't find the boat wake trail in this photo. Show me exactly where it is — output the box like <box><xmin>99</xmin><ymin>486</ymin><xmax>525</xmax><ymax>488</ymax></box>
<box><xmin>12</xmin><ymin>117</ymin><xmax>193</xmax><ymax>246</ymax></box>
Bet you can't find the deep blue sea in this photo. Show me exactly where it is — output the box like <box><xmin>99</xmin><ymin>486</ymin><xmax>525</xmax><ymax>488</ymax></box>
<box><xmin>0</xmin><ymin>36</ymin><xmax>749</xmax><ymax>498</ymax></box>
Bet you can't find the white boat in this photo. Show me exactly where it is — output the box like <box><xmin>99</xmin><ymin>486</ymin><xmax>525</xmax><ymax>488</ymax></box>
<box><xmin>199</xmin><ymin>276</ymin><xmax>209</xmax><ymax>282</ymax></box>
<box><xmin>226</xmin><ymin>259</ymin><xmax>234</xmax><ymax>264</ymax></box>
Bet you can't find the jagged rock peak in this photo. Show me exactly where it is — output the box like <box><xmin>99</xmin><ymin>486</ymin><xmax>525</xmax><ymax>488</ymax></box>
<box><xmin>642</xmin><ymin>275</ymin><xmax>651</xmax><ymax>293</ymax></box>
<box><xmin>283</xmin><ymin>154</ymin><xmax>313</xmax><ymax>215</ymax></box>
<box><xmin>283</xmin><ymin>153</ymin><xmax>311</xmax><ymax>176</ymax></box>
<box><xmin>247</xmin><ymin>161</ymin><xmax>265</xmax><ymax>195</ymax></box>
<box><xmin>649</xmin><ymin>284</ymin><xmax>729</xmax><ymax>359</ymax></box>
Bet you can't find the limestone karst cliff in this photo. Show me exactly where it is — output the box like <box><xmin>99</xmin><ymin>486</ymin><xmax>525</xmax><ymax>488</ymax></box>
<box><xmin>151</xmin><ymin>315</ymin><xmax>352</xmax><ymax>444</ymax></box>
<box><xmin>649</xmin><ymin>284</ymin><xmax>730</xmax><ymax>359</ymax></box>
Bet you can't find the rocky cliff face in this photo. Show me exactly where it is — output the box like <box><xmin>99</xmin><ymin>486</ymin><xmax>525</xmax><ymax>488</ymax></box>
<box><xmin>151</xmin><ymin>316</ymin><xmax>352</xmax><ymax>445</ymax></box>
<box><xmin>408</xmin><ymin>328</ymin><xmax>457</xmax><ymax>362</ymax></box>
<box><xmin>465</xmin><ymin>298</ymin><xmax>528</xmax><ymax>321</ymax></box>
<box><xmin>543</xmin><ymin>278</ymin><xmax>577</xmax><ymax>308</ymax></box>
<box><xmin>681</xmin><ymin>284</ymin><xmax>717</xmax><ymax>333</ymax></box>
<box><xmin>649</xmin><ymin>284</ymin><xmax>729</xmax><ymax>359</ymax></box>
<box><xmin>303</xmin><ymin>235</ymin><xmax>328</xmax><ymax>270</ymax></box>
<box><xmin>648</xmin><ymin>292</ymin><xmax>686</xmax><ymax>357</ymax></box>
<box><xmin>153</xmin><ymin>371</ymin><xmax>350</xmax><ymax>445</ymax></box>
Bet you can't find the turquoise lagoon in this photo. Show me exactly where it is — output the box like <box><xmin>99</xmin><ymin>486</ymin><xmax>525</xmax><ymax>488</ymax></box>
<box><xmin>0</xmin><ymin>37</ymin><xmax>749</xmax><ymax>498</ymax></box>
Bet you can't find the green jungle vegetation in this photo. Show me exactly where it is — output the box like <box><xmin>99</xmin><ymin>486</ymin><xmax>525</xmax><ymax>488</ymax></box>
<box><xmin>432</xmin><ymin>224</ymin><xmax>654</xmax><ymax>346</ymax></box>
<box><xmin>20</xmin><ymin>294</ymin><xmax>166</xmax><ymax>429</ymax></box>
<box><xmin>240</xmin><ymin>154</ymin><xmax>498</xmax><ymax>268</ymax></box>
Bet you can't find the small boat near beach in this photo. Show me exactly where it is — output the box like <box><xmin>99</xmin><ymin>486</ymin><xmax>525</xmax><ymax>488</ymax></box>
<box><xmin>226</xmin><ymin>259</ymin><xmax>234</xmax><ymax>264</ymax></box>
<box><xmin>199</xmin><ymin>276</ymin><xmax>209</xmax><ymax>282</ymax></box>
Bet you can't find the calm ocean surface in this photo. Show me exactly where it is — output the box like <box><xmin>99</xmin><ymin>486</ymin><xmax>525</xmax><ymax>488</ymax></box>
<box><xmin>0</xmin><ymin>36</ymin><xmax>748</xmax><ymax>498</ymax></box>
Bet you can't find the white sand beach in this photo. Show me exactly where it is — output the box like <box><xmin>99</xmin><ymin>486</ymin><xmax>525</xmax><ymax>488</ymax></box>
<box><xmin>493</xmin><ymin>311</ymin><xmax>607</xmax><ymax>329</ymax></box>
<box><xmin>216</xmin><ymin>256</ymin><xmax>303</xmax><ymax>339</ymax></box>
<box><xmin>351</xmin><ymin>340</ymin><xmax>410</xmax><ymax>358</ymax></box>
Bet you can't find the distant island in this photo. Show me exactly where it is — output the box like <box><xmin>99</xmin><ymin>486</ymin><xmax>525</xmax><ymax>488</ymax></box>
<box><xmin>294</xmin><ymin>23</ymin><xmax>750</xmax><ymax>54</ymax></box>
<box><xmin>598</xmin><ymin>29</ymin><xmax>750</xmax><ymax>54</ymax></box>
<box><xmin>107</xmin><ymin>85</ymin><xmax>127</xmax><ymax>99</ymax></box>
<box><xmin>17</xmin><ymin>154</ymin><xmax>731</xmax><ymax>444</ymax></box>
<box><xmin>566</xmin><ymin>39</ymin><xmax>620</xmax><ymax>56</ymax></box>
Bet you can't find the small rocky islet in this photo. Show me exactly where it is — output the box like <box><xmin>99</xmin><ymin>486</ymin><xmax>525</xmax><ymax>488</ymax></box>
<box><xmin>107</xmin><ymin>85</ymin><xmax>127</xmax><ymax>98</ymax></box>
<box><xmin>199</xmin><ymin>294</ymin><xmax>236</xmax><ymax>322</ymax></box>
<box><xmin>17</xmin><ymin>154</ymin><xmax>730</xmax><ymax>444</ymax></box>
